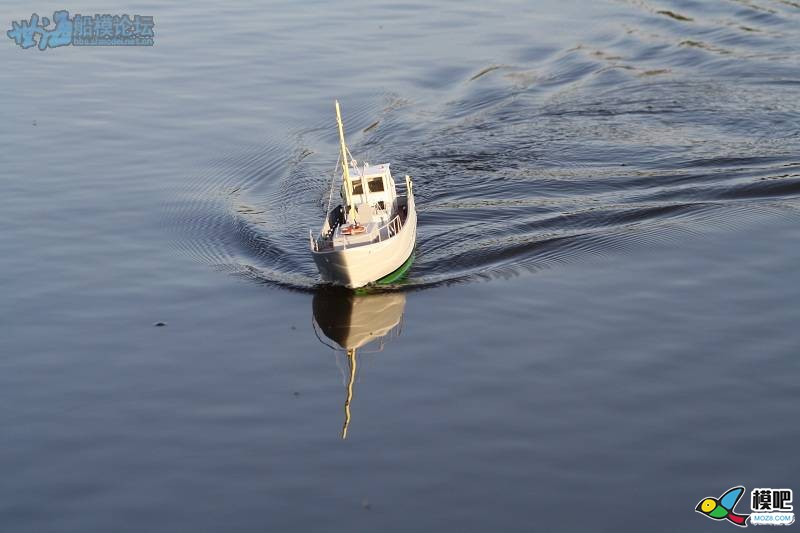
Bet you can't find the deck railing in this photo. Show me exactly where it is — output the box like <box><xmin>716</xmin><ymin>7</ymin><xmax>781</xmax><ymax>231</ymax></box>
<box><xmin>311</xmin><ymin>196</ymin><xmax>408</xmax><ymax>252</ymax></box>
<box><xmin>375</xmin><ymin>213</ymin><xmax>403</xmax><ymax>243</ymax></box>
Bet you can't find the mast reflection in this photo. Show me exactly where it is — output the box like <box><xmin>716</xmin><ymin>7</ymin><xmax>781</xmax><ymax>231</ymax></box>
<box><xmin>312</xmin><ymin>289</ymin><xmax>406</xmax><ymax>439</ymax></box>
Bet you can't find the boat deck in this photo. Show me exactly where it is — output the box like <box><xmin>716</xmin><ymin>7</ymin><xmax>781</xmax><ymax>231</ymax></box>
<box><xmin>313</xmin><ymin>197</ymin><xmax>409</xmax><ymax>253</ymax></box>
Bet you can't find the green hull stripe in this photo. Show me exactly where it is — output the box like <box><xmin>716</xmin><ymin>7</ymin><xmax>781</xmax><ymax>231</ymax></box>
<box><xmin>376</xmin><ymin>252</ymin><xmax>415</xmax><ymax>285</ymax></box>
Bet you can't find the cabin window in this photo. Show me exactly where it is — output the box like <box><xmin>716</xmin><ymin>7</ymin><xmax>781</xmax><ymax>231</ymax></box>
<box><xmin>368</xmin><ymin>177</ymin><xmax>385</xmax><ymax>192</ymax></box>
<box><xmin>352</xmin><ymin>182</ymin><xmax>363</xmax><ymax>195</ymax></box>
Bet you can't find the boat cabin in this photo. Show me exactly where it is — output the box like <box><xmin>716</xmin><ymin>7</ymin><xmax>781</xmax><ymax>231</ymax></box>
<box><xmin>341</xmin><ymin>162</ymin><xmax>397</xmax><ymax>224</ymax></box>
<box><xmin>322</xmin><ymin>162</ymin><xmax>401</xmax><ymax>249</ymax></box>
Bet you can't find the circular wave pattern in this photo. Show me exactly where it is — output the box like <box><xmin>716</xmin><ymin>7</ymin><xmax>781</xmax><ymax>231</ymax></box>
<box><xmin>168</xmin><ymin>1</ymin><xmax>800</xmax><ymax>291</ymax></box>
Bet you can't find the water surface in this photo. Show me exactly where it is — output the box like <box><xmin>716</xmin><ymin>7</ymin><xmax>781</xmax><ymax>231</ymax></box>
<box><xmin>1</xmin><ymin>0</ymin><xmax>798</xmax><ymax>531</ymax></box>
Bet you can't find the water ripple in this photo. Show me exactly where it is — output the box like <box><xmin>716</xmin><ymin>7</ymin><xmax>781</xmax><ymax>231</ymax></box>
<box><xmin>167</xmin><ymin>1</ymin><xmax>800</xmax><ymax>291</ymax></box>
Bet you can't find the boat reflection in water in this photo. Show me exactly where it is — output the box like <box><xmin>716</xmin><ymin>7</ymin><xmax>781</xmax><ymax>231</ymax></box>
<box><xmin>312</xmin><ymin>289</ymin><xmax>406</xmax><ymax>439</ymax></box>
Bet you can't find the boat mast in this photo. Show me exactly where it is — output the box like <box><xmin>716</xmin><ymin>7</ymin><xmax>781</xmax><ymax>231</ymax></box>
<box><xmin>335</xmin><ymin>100</ymin><xmax>355</xmax><ymax>221</ymax></box>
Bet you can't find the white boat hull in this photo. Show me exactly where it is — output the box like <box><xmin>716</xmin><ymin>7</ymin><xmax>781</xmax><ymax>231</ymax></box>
<box><xmin>312</xmin><ymin>196</ymin><xmax>416</xmax><ymax>288</ymax></box>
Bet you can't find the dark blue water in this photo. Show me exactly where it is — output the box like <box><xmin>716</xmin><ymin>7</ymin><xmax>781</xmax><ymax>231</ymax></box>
<box><xmin>1</xmin><ymin>1</ymin><xmax>798</xmax><ymax>531</ymax></box>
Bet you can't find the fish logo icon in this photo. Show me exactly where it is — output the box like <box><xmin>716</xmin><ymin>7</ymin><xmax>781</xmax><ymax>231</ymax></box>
<box><xmin>696</xmin><ymin>486</ymin><xmax>750</xmax><ymax>527</ymax></box>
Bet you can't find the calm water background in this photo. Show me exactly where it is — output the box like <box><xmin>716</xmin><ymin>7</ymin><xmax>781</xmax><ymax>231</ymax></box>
<box><xmin>1</xmin><ymin>0</ymin><xmax>799</xmax><ymax>531</ymax></box>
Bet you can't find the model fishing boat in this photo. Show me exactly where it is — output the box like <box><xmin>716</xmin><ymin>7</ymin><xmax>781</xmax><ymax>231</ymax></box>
<box><xmin>309</xmin><ymin>101</ymin><xmax>416</xmax><ymax>288</ymax></box>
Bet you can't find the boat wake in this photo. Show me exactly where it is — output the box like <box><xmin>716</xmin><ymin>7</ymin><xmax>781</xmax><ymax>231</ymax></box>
<box><xmin>167</xmin><ymin>2</ymin><xmax>800</xmax><ymax>291</ymax></box>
